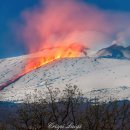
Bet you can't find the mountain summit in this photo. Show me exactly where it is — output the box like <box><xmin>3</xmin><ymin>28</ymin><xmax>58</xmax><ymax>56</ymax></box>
<box><xmin>96</xmin><ymin>44</ymin><xmax>130</xmax><ymax>59</ymax></box>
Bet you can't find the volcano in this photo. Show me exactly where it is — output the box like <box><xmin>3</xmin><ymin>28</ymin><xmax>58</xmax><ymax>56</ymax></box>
<box><xmin>0</xmin><ymin>52</ymin><xmax>130</xmax><ymax>102</ymax></box>
<box><xmin>0</xmin><ymin>44</ymin><xmax>88</xmax><ymax>91</ymax></box>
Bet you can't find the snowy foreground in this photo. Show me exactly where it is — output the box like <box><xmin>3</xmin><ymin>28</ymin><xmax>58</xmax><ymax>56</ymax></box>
<box><xmin>0</xmin><ymin>55</ymin><xmax>130</xmax><ymax>102</ymax></box>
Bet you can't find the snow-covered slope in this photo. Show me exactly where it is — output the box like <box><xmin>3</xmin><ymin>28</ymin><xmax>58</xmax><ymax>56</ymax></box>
<box><xmin>0</xmin><ymin>55</ymin><xmax>130</xmax><ymax>102</ymax></box>
<box><xmin>0</xmin><ymin>56</ymin><xmax>26</xmax><ymax>88</ymax></box>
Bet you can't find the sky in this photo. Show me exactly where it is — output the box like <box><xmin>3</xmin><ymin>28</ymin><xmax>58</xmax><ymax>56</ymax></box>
<box><xmin>1</xmin><ymin>0</ymin><xmax>130</xmax><ymax>58</ymax></box>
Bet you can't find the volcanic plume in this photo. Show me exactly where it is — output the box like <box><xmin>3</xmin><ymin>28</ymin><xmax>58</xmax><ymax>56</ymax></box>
<box><xmin>18</xmin><ymin>0</ymin><xmax>112</xmax><ymax>73</ymax></box>
<box><xmin>17</xmin><ymin>0</ymin><xmax>130</xmax><ymax>74</ymax></box>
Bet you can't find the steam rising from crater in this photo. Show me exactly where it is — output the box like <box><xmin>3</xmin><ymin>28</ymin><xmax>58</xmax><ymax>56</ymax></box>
<box><xmin>19</xmin><ymin>0</ymin><xmax>130</xmax><ymax>52</ymax></box>
<box><xmin>21</xmin><ymin>0</ymin><xmax>113</xmax><ymax>52</ymax></box>
<box><xmin>15</xmin><ymin>0</ymin><xmax>130</xmax><ymax>72</ymax></box>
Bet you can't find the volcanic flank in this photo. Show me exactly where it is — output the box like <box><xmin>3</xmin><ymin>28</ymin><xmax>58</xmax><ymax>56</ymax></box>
<box><xmin>1</xmin><ymin>55</ymin><xmax>130</xmax><ymax>102</ymax></box>
<box><xmin>0</xmin><ymin>44</ymin><xmax>87</xmax><ymax>90</ymax></box>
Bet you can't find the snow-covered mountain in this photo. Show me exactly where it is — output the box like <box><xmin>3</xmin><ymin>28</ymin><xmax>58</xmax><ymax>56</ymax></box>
<box><xmin>0</xmin><ymin>54</ymin><xmax>130</xmax><ymax>102</ymax></box>
<box><xmin>96</xmin><ymin>44</ymin><xmax>130</xmax><ymax>59</ymax></box>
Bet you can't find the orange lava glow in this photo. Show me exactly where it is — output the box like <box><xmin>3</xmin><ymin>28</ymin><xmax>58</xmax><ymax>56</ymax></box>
<box><xmin>23</xmin><ymin>43</ymin><xmax>85</xmax><ymax>74</ymax></box>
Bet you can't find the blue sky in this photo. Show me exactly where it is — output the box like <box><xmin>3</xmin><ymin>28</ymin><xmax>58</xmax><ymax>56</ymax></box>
<box><xmin>0</xmin><ymin>0</ymin><xmax>38</xmax><ymax>58</ymax></box>
<box><xmin>0</xmin><ymin>0</ymin><xmax>130</xmax><ymax>58</ymax></box>
<box><xmin>85</xmin><ymin>0</ymin><xmax>130</xmax><ymax>12</ymax></box>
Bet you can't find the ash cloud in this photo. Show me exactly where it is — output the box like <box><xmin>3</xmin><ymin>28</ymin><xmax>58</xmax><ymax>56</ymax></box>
<box><xmin>18</xmin><ymin>0</ymin><xmax>130</xmax><ymax>53</ymax></box>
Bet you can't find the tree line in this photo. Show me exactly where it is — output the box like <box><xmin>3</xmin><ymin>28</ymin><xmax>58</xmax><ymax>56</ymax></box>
<box><xmin>0</xmin><ymin>84</ymin><xmax>130</xmax><ymax>130</ymax></box>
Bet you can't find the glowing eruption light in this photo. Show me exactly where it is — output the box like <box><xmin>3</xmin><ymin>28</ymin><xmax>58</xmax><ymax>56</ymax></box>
<box><xmin>24</xmin><ymin>43</ymin><xmax>86</xmax><ymax>74</ymax></box>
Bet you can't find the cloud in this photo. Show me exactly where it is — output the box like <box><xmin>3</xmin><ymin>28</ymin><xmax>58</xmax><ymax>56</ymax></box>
<box><xmin>17</xmin><ymin>0</ymin><xmax>130</xmax><ymax>53</ymax></box>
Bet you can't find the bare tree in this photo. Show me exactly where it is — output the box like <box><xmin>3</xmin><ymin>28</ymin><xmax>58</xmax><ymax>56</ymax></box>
<box><xmin>5</xmin><ymin>84</ymin><xmax>130</xmax><ymax>130</ymax></box>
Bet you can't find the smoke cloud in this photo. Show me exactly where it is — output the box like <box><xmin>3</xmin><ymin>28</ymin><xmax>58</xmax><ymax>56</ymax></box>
<box><xmin>18</xmin><ymin>0</ymin><xmax>130</xmax><ymax>53</ymax></box>
<box><xmin>112</xmin><ymin>27</ymin><xmax>130</xmax><ymax>46</ymax></box>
